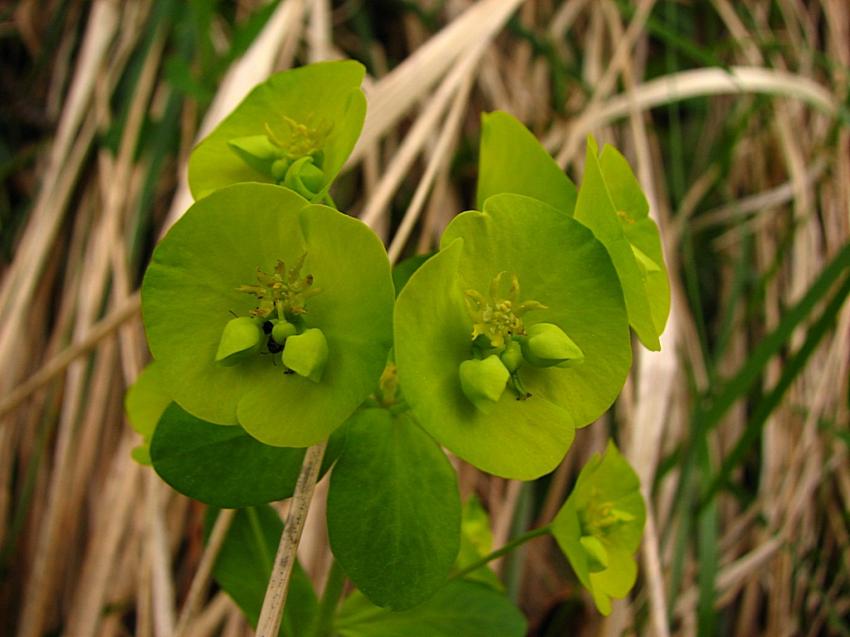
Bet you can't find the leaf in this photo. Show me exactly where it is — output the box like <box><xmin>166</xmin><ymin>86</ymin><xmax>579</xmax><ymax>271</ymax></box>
<box><xmin>149</xmin><ymin>402</ymin><xmax>346</xmax><ymax>508</ymax></box>
<box><xmin>327</xmin><ymin>408</ymin><xmax>461</xmax><ymax>610</ymax></box>
<box><xmin>573</xmin><ymin>138</ymin><xmax>665</xmax><ymax>350</ymax></box>
<box><xmin>208</xmin><ymin>506</ymin><xmax>316</xmax><ymax>636</ymax></box>
<box><xmin>334</xmin><ymin>581</ymin><xmax>526</xmax><ymax>637</ymax></box>
<box><xmin>188</xmin><ymin>60</ymin><xmax>366</xmax><ymax>201</ymax></box>
<box><xmin>394</xmin><ymin>194</ymin><xmax>631</xmax><ymax>479</ymax></box>
<box><xmin>141</xmin><ymin>183</ymin><xmax>394</xmax><ymax>447</ymax></box>
<box><xmin>476</xmin><ymin>111</ymin><xmax>577</xmax><ymax>213</ymax></box>
<box><xmin>124</xmin><ymin>361</ymin><xmax>171</xmax><ymax>465</ymax></box>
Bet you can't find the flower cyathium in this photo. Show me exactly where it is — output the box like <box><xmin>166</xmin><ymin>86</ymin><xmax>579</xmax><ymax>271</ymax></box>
<box><xmin>237</xmin><ymin>255</ymin><xmax>321</xmax><ymax>321</ymax></box>
<box><xmin>394</xmin><ymin>194</ymin><xmax>631</xmax><ymax>479</ymax></box>
<box><xmin>464</xmin><ymin>271</ymin><xmax>546</xmax><ymax>349</ymax></box>
<box><xmin>551</xmin><ymin>441</ymin><xmax>645</xmax><ymax>615</ymax></box>
<box><xmin>188</xmin><ymin>61</ymin><xmax>367</xmax><ymax>202</ymax></box>
<box><xmin>141</xmin><ymin>183</ymin><xmax>394</xmax><ymax>448</ymax></box>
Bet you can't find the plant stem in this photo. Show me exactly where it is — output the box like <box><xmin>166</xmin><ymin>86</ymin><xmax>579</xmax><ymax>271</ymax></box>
<box><xmin>308</xmin><ymin>558</ymin><xmax>346</xmax><ymax>637</ymax></box>
<box><xmin>256</xmin><ymin>441</ymin><xmax>327</xmax><ymax>636</ymax></box>
<box><xmin>449</xmin><ymin>525</ymin><xmax>551</xmax><ymax>582</ymax></box>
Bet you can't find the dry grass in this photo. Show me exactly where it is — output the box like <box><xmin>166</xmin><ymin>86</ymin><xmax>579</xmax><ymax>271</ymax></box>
<box><xmin>1</xmin><ymin>1</ymin><xmax>848</xmax><ymax>635</ymax></box>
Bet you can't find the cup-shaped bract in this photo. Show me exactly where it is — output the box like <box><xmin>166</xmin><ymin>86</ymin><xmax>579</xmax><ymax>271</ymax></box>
<box><xmin>141</xmin><ymin>183</ymin><xmax>394</xmax><ymax>447</ymax></box>
<box><xmin>188</xmin><ymin>61</ymin><xmax>367</xmax><ymax>202</ymax></box>
<box><xmin>551</xmin><ymin>441</ymin><xmax>645</xmax><ymax>615</ymax></box>
<box><xmin>394</xmin><ymin>194</ymin><xmax>631</xmax><ymax>480</ymax></box>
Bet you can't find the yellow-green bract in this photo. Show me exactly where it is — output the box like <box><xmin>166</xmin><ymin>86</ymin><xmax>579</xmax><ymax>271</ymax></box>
<box><xmin>394</xmin><ymin>194</ymin><xmax>631</xmax><ymax>480</ymax></box>
<box><xmin>478</xmin><ymin>111</ymin><xmax>670</xmax><ymax>351</ymax></box>
<box><xmin>551</xmin><ymin>441</ymin><xmax>646</xmax><ymax>615</ymax></box>
<box><xmin>141</xmin><ymin>182</ymin><xmax>394</xmax><ymax>448</ymax></box>
<box><xmin>188</xmin><ymin>60</ymin><xmax>367</xmax><ymax>202</ymax></box>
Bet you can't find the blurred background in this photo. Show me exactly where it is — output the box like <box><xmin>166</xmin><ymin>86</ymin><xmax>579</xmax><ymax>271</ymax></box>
<box><xmin>1</xmin><ymin>1</ymin><xmax>848</xmax><ymax>635</ymax></box>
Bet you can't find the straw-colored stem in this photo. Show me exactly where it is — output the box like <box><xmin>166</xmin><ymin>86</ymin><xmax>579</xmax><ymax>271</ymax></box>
<box><xmin>256</xmin><ymin>441</ymin><xmax>327</xmax><ymax>636</ymax></box>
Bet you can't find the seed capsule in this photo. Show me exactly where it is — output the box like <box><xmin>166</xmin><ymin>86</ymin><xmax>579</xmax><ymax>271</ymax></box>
<box><xmin>271</xmin><ymin>320</ymin><xmax>297</xmax><ymax>344</ymax></box>
<box><xmin>499</xmin><ymin>340</ymin><xmax>524</xmax><ymax>373</ymax></box>
<box><xmin>282</xmin><ymin>327</ymin><xmax>328</xmax><ymax>382</ymax></box>
<box><xmin>520</xmin><ymin>323</ymin><xmax>584</xmax><ymax>368</ymax></box>
<box><xmin>458</xmin><ymin>355</ymin><xmax>510</xmax><ymax>413</ymax></box>
<box><xmin>271</xmin><ymin>158</ymin><xmax>292</xmax><ymax>181</ymax></box>
<box><xmin>215</xmin><ymin>317</ymin><xmax>263</xmax><ymax>366</ymax></box>
<box><xmin>579</xmin><ymin>535</ymin><xmax>609</xmax><ymax>573</ymax></box>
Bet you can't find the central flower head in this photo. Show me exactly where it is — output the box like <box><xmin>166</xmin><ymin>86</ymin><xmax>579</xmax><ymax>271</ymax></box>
<box><xmin>265</xmin><ymin>115</ymin><xmax>333</xmax><ymax>162</ymax></box>
<box><xmin>393</xmin><ymin>194</ymin><xmax>632</xmax><ymax>479</ymax></box>
<box><xmin>464</xmin><ymin>272</ymin><xmax>545</xmax><ymax>349</ymax></box>
<box><xmin>141</xmin><ymin>183</ymin><xmax>394</xmax><ymax>448</ymax></box>
<box><xmin>238</xmin><ymin>255</ymin><xmax>321</xmax><ymax>321</ymax></box>
<box><xmin>188</xmin><ymin>60</ymin><xmax>367</xmax><ymax>202</ymax></box>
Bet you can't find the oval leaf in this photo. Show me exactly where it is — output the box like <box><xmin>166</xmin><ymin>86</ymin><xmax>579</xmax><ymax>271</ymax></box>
<box><xmin>327</xmin><ymin>408</ymin><xmax>461</xmax><ymax>610</ymax></box>
<box><xmin>150</xmin><ymin>403</ymin><xmax>345</xmax><ymax>508</ymax></box>
<box><xmin>334</xmin><ymin>581</ymin><xmax>526</xmax><ymax>637</ymax></box>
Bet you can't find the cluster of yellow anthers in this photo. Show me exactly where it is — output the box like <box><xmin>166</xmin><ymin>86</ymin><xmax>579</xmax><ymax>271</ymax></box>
<box><xmin>463</xmin><ymin>271</ymin><xmax>546</xmax><ymax>349</ymax></box>
<box><xmin>265</xmin><ymin>115</ymin><xmax>333</xmax><ymax>161</ymax></box>
<box><xmin>238</xmin><ymin>254</ymin><xmax>321</xmax><ymax>321</ymax></box>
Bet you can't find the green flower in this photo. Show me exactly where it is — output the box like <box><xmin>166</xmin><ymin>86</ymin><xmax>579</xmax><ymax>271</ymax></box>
<box><xmin>394</xmin><ymin>193</ymin><xmax>631</xmax><ymax>479</ymax></box>
<box><xmin>188</xmin><ymin>61</ymin><xmax>367</xmax><ymax>202</ymax></box>
<box><xmin>141</xmin><ymin>183</ymin><xmax>394</xmax><ymax>447</ymax></box>
<box><xmin>477</xmin><ymin>111</ymin><xmax>670</xmax><ymax>351</ymax></box>
<box><xmin>551</xmin><ymin>441</ymin><xmax>645</xmax><ymax>615</ymax></box>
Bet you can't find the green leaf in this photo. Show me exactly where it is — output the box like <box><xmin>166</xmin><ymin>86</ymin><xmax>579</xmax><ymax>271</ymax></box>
<box><xmin>209</xmin><ymin>506</ymin><xmax>316</xmax><ymax>636</ymax></box>
<box><xmin>574</xmin><ymin>138</ymin><xmax>667</xmax><ymax>350</ymax></box>
<box><xmin>551</xmin><ymin>441</ymin><xmax>645</xmax><ymax>615</ymax></box>
<box><xmin>188</xmin><ymin>60</ymin><xmax>366</xmax><ymax>201</ymax></box>
<box><xmin>124</xmin><ymin>361</ymin><xmax>171</xmax><ymax>465</ymax></box>
<box><xmin>334</xmin><ymin>581</ymin><xmax>526</xmax><ymax>637</ymax></box>
<box><xmin>476</xmin><ymin>111</ymin><xmax>577</xmax><ymax>213</ymax></box>
<box><xmin>141</xmin><ymin>183</ymin><xmax>394</xmax><ymax>447</ymax></box>
<box><xmin>327</xmin><ymin>408</ymin><xmax>461</xmax><ymax>610</ymax></box>
<box><xmin>394</xmin><ymin>194</ymin><xmax>631</xmax><ymax>479</ymax></box>
<box><xmin>149</xmin><ymin>402</ymin><xmax>346</xmax><ymax>508</ymax></box>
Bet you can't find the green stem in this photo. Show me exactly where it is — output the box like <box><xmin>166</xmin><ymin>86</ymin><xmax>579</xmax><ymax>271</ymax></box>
<box><xmin>449</xmin><ymin>525</ymin><xmax>551</xmax><ymax>582</ymax></box>
<box><xmin>308</xmin><ymin>558</ymin><xmax>346</xmax><ymax>637</ymax></box>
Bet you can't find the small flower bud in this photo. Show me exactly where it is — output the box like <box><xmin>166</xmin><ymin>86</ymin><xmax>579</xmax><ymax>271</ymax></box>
<box><xmin>271</xmin><ymin>158</ymin><xmax>291</xmax><ymax>181</ymax></box>
<box><xmin>520</xmin><ymin>323</ymin><xmax>584</xmax><ymax>368</ymax></box>
<box><xmin>500</xmin><ymin>340</ymin><xmax>524</xmax><ymax>373</ymax></box>
<box><xmin>459</xmin><ymin>355</ymin><xmax>510</xmax><ymax>414</ymax></box>
<box><xmin>579</xmin><ymin>535</ymin><xmax>609</xmax><ymax>572</ymax></box>
<box><xmin>215</xmin><ymin>317</ymin><xmax>263</xmax><ymax>366</ymax></box>
<box><xmin>271</xmin><ymin>320</ymin><xmax>297</xmax><ymax>344</ymax></box>
<box><xmin>284</xmin><ymin>156</ymin><xmax>325</xmax><ymax>199</ymax></box>
<box><xmin>282</xmin><ymin>327</ymin><xmax>329</xmax><ymax>382</ymax></box>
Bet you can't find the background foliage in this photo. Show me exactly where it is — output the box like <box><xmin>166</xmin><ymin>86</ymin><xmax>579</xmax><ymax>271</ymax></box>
<box><xmin>0</xmin><ymin>1</ymin><xmax>848</xmax><ymax>635</ymax></box>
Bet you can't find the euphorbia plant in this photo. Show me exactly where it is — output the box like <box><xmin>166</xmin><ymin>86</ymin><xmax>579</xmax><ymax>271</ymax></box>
<box><xmin>127</xmin><ymin>61</ymin><xmax>669</xmax><ymax>635</ymax></box>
